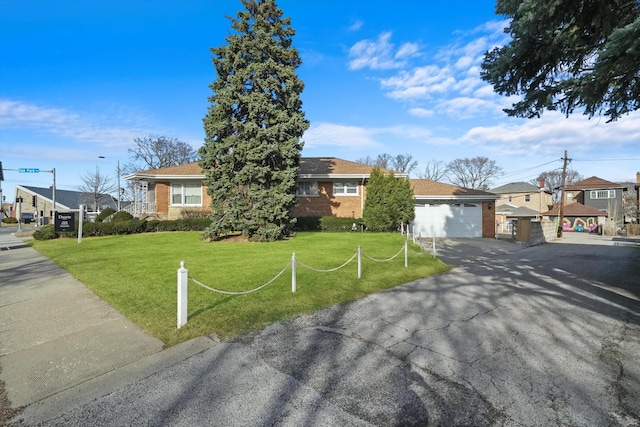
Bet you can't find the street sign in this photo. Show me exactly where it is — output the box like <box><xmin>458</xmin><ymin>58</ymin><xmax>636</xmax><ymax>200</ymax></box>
<box><xmin>18</xmin><ymin>168</ymin><xmax>40</xmax><ymax>173</ymax></box>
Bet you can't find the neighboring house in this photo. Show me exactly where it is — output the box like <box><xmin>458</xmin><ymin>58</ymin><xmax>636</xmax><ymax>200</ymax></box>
<box><xmin>541</xmin><ymin>202</ymin><xmax>607</xmax><ymax>233</ymax></box>
<box><xmin>125</xmin><ymin>157</ymin><xmax>498</xmax><ymax>238</ymax></box>
<box><xmin>495</xmin><ymin>204</ymin><xmax>541</xmax><ymax>234</ymax></box>
<box><xmin>490</xmin><ymin>181</ymin><xmax>553</xmax><ymax>233</ymax></box>
<box><xmin>409</xmin><ymin>180</ymin><xmax>499</xmax><ymax>238</ymax></box>
<box><xmin>564</xmin><ymin>176</ymin><xmax>627</xmax><ymax>226</ymax></box>
<box><xmin>13</xmin><ymin>185</ymin><xmax>117</xmax><ymax>224</ymax></box>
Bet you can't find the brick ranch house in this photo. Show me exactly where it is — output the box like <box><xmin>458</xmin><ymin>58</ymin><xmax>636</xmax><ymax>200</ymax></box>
<box><xmin>125</xmin><ymin>157</ymin><xmax>498</xmax><ymax>238</ymax></box>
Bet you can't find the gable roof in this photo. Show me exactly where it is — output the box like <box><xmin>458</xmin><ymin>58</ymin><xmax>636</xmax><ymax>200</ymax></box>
<box><xmin>299</xmin><ymin>157</ymin><xmax>401</xmax><ymax>177</ymax></box>
<box><xmin>496</xmin><ymin>204</ymin><xmax>541</xmax><ymax>217</ymax></box>
<box><xmin>410</xmin><ymin>179</ymin><xmax>498</xmax><ymax>200</ymax></box>
<box><xmin>19</xmin><ymin>185</ymin><xmax>116</xmax><ymax>210</ymax></box>
<box><xmin>490</xmin><ymin>181</ymin><xmax>545</xmax><ymax>194</ymax></box>
<box><xmin>565</xmin><ymin>176</ymin><xmax>625</xmax><ymax>190</ymax></box>
<box><xmin>127</xmin><ymin>162</ymin><xmax>205</xmax><ymax>180</ymax></box>
<box><xmin>542</xmin><ymin>202</ymin><xmax>606</xmax><ymax>217</ymax></box>
<box><xmin>125</xmin><ymin>157</ymin><xmax>404</xmax><ymax>181</ymax></box>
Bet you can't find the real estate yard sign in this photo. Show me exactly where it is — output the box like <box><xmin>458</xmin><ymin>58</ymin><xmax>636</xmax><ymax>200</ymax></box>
<box><xmin>55</xmin><ymin>212</ymin><xmax>75</xmax><ymax>232</ymax></box>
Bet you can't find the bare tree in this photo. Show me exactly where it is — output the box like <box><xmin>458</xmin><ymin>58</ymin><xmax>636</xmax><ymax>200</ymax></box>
<box><xmin>416</xmin><ymin>159</ymin><xmax>448</xmax><ymax>181</ymax></box>
<box><xmin>531</xmin><ymin>169</ymin><xmax>584</xmax><ymax>203</ymax></box>
<box><xmin>621</xmin><ymin>181</ymin><xmax>637</xmax><ymax>223</ymax></box>
<box><xmin>127</xmin><ymin>135</ymin><xmax>198</xmax><ymax>171</ymax></box>
<box><xmin>355</xmin><ymin>155</ymin><xmax>376</xmax><ymax>166</ymax></box>
<box><xmin>391</xmin><ymin>154</ymin><xmax>418</xmax><ymax>175</ymax></box>
<box><xmin>447</xmin><ymin>157</ymin><xmax>503</xmax><ymax>190</ymax></box>
<box><xmin>78</xmin><ymin>167</ymin><xmax>116</xmax><ymax>212</ymax></box>
<box><xmin>373</xmin><ymin>153</ymin><xmax>393</xmax><ymax>169</ymax></box>
<box><xmin>356</xmin><ymin>153</ymin><xmax>416</xmax><ymax>174</ymax></box>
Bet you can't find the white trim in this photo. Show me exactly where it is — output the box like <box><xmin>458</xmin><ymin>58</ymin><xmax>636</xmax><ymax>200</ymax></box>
<box><xmin>170</xmin><ymin>182</ymin><xmax>203</xmax><ymax>206</ymax></box>
<box><xmin>333</xmin><ymin>182</ymin><xmax>359</xmax><ymax>196</ymax></box>
<box><xmin>125</xmin><ymin>173</ymin><xmax>205</xmax><ymax>181</ymax></box>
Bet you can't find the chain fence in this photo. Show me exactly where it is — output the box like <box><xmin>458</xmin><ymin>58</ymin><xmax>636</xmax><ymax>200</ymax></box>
<box><xmin>176</xmin><ymin>240</ymin><xmax>419</xmax><ymax>328</ymax></box>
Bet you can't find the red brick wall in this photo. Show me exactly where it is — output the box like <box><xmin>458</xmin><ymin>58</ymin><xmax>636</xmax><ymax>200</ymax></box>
<box><xmin>482</xmin><ymin>201</ymin><xmax>495</xmax><ymax>238</ymax></box>
<box><xmin>155</xmin><ymin>182</ymin><xmax>170</xmax><ymax>215</ymax></box>
<box><xmin>291</xmin><ymin>181</ymin><xmax>365</xmax><ymax>218</ymax></box>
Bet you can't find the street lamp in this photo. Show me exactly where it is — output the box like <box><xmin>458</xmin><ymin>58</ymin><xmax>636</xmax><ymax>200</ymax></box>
<box><xmin>98</xmin><ymin>156</ymin><xmax>121</xmax><ymax>211</ymax></box>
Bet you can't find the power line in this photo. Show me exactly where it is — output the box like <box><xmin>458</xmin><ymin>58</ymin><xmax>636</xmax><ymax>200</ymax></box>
<box><xmin>573</xmin><ymin>157</ymin><xmax>640</xmax><ymax>162</ymax></box>
<box><xmin>501</xmin><ymin>159</ymin><xmax>562</xmax><ymax>178</ymax></box>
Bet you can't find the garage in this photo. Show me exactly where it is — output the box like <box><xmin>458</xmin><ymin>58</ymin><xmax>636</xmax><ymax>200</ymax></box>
<box><xmin>412</xmin><ymin>203</ymin><xmax>483</xmax><ymax>238</ymax></box>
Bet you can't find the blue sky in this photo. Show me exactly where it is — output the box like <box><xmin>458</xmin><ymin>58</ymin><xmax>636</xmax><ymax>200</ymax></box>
<box><xmin>1</xmin><ymin>0</ymin><xmax>639</xmax><ymax>202</ymax></box>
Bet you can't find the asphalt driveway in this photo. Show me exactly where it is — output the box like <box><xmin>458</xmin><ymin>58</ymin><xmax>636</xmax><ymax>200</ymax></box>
<box><xmin>16</xmin><ymin>235</ymin><xmax>640</xmax><ymax>426</ymax></box>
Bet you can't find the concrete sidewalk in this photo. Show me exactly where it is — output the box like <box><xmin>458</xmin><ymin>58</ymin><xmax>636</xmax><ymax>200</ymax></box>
<box><xmin>0</xmin><ymin>231</ymin><xmax>214</xmax><ymax>423</ymax></box>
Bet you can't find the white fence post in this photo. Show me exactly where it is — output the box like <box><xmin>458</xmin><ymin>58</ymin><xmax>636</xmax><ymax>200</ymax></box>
<box><xmin>432</xmin><ymin>237</ymin><xmax>436</xmax><ymax>257</ymax></box>
<box><xmin>404</xmin><ymin>240</ymin><xmax>408</xmax><ymax>268</ymax></box>
<box><xmin>357</xmin><ymin>245</ymin><xmax>362</xmax><ymax>279</ymax></box>
<box><xmin>177</xmin><ymin>261</ymin><xmax>188</xmax><ymax>329</ymax></box>
<box><xmin>291</xmin><ymin>253</ymin><xmax>297</xmax><ymax>293</ymax></box>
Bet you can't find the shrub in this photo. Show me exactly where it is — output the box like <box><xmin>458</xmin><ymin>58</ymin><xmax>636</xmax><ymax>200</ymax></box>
<box><xmin>33</xmin><ymin>225</ymin><xmax>57</xmax><ymax>240</ymax></box>
<box><xmin>625</xmin><ymin>224</ymin><xmax>640</xmax><ymax>236</ymax></box>
<box><xmin>111</xmin><ymin>211</ymin><xmax>134</xmax><ymax>222</ymax></box>
<box><xmin>145</xmin><ymin>218</ymin><xmax>211</xmax><ymax>233</ymax></box>
<box><xmin>320</xmin><ymin>216</ymin><xmax>362</xmax><ymax>232</ymax></box>
<box><xmin>294</xmin><ymin>216</ymin><xmax>321</xmax><ymax>231</ymax></box>
<box><xmin>96</xmin><ymin>208</ymin><xmax>116</xmax><ymax>222</ymax></box>
<box><xmin>180</xmin><ymin>208</ymin><xmax>212</xmax><ymax>219</ymax></box>
<box><xmin>2</xmin><ymin>217</ymin><xmax>18</xmax><ymax>224</ymax></box>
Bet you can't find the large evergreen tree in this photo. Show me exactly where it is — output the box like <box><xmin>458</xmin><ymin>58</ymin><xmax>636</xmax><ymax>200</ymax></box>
<box><xmin>363</xmin><ymin>168</ymin><xmax>415</xmax><ymax>231</ymax></box>
<box><xmin>481</xmin><ymin>0</ymin><xmax>640</xmax><ymax>121</ymax></box>
<box><xmin>199</xmin><ymin>0</ymin><xmax>309</xmax><ymax>241</ymax></box>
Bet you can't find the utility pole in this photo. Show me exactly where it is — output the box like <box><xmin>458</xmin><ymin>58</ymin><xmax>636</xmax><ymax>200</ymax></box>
<box><xmin>557</xmin><ymin>150</ymin><xmax>569</xmax><ymax>238</ymax></box>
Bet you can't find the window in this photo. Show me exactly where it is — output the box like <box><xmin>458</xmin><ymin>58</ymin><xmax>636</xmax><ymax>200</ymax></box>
<box><xmin>525</xmin><ymin>195</ymin><xmax>531</xmax><ymax>202</ymax></box>
<box><xmin>590</xmin><ymin>190</ymin><xmax>615</xmax><ymax>199</ymax></box>
<box><xmin>333</xmin><ymin>182</ymin><xmax>358</xmax><ymax>196</ymax></box>
<box><xmin>296</xmin><ymin>181</ymin><xmax>318</xmax><ymax>196</ymax></box>
<box><xmin>171</xmin><ymin>182</ymin><xmax>202</xmax><ymax>206</ymax></box>
<box><xmin>566</xmin><ymin>192</ymin><xmax>573</xmax><ymax>202</ymax></box>
<box><xmin>508</xmin><ymin>196</ymin><xmax>512</xmax><ymax>202</ymax></box>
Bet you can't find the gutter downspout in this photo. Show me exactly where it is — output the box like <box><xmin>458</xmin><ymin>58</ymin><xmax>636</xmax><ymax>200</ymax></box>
<box><xmin>361</xmin><ymin>175</ymin><xmax>366</xmax><ymax>217</ymax></box>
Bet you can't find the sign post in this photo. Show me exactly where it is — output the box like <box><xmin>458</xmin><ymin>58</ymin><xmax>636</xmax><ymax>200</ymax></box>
<box><xmin>77</xmin><ymin>205</ymin><xmax>84</xmax><ymax>244</ymax></box>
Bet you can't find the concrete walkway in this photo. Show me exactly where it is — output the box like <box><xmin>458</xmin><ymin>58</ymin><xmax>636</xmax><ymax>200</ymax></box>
<box><xmin>0</xmin><ymin>230</ymin><xmax>214</xmax><ymax>422</ymax></box>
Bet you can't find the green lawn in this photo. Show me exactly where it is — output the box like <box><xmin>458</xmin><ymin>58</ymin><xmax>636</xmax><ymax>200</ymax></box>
<box><xmin>30</xmin><ymin>231</ymin><xmax>450</xmax><ymax>346</ymax></box>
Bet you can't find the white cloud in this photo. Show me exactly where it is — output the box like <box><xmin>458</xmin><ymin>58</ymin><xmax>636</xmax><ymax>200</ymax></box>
<box><xmin>0</xmin><ymin>98</ymin><xmax>155</xmax><ymax>148</ymax></box>
<box><xmin>303</xmin><ymin>123</ymin><xmax>383</xmax><ymax>150</ymax></box>
<box><xmin>395</xmin><ymin>42</ymin><xmax>420</xmax><ymax>60</ymax></box>
<box><xmin>350</xmin><ymin>19</ymin><xmax>516</xmax><ymax>120</ymax></box>
<box><xmin>348</xmin><ymin>32</ymin><xmax>416</xmax><ymax>71</ymax></box>
<box><xmin>348</xmin><ymin>20</ymin><xmax>363</xmax><ymax>32</ymax></box>
<box><xmin>461</xmin><ymin>111</ymin><xmax>640</xmax><ymax>156</ymax></box>
<box><xmin>381</xmin><ymin>65</ymin><xmax>456</xmax><ymax>100</ymax></box>
<box><xmin>408</xmin><ymin>108</ymin><xmax>434</xmax><ymax>118</ymax></box>
<box><xmin>436</xmin><ymin>97</ymin><xmax>504</xmax><ymax>119</ymax></box>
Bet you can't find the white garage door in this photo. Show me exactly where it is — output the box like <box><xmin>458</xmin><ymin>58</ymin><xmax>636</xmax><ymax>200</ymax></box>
<box><xmin>412</xmin><ymin>203</ymin><xmax>482</xmax><ymax>238</ymax></box>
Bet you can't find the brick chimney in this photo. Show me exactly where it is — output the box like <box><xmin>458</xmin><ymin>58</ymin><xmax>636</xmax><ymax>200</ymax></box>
<box><xmin>539</xmin><ymin>178</ymin><xmax>545</xmax><ymax>190</ymax></box>
<box><xmin>636</xmin><ymin>172</ymin><xmax>640</xmax><ymax>184</ymax></box>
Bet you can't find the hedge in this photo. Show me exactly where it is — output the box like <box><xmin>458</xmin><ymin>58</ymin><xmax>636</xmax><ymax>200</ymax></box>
<box><xmin>32</xmin><ymin>218</ymin><xmax>213</xmax><ymax>240</ymax></box>
<box><xmin>320</xmin><ymin>216</ymin><xmax>363</xmax><ymax>232</ymax></box>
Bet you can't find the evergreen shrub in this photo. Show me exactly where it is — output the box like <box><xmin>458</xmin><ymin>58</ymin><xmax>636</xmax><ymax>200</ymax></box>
<box><xmin>320</xmin><ymin>216</ymin><xmax>361</xmax><ymax>232</ymax></box>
